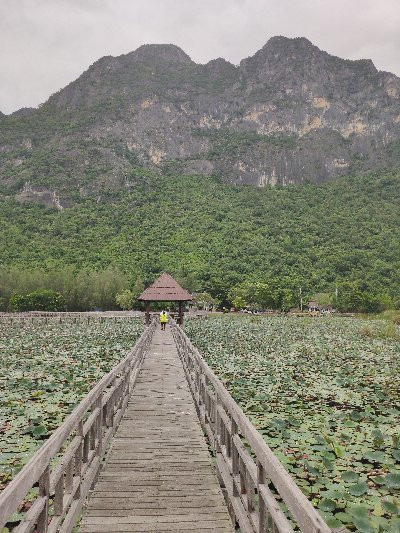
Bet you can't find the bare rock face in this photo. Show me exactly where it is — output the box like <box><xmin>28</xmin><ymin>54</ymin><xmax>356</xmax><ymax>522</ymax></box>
<box><xmin>1</xmin><ymin>37</ymin><xmax>400</xmax><ymax>201</ymax></box>
<box><xmin>15</xmin><ymin>182</ymin><xmax>64</xmax><ymax>209</ymax></box>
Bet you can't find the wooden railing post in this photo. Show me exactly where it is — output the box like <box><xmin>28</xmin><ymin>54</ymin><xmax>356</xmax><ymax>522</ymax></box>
<box><xmin>257</xmin><ymin>460</ymin><xmax>267</xmax><ymax>532</ymax></box>
<box><xmin>54</xmin><ymin>475</ymin><xmax>64</xmax><ymax>516</ymax></box>
<box><xmin>75</xmin><ymin>422</ymin><xmax>83</xmax><ymax>501</ymax></box>
<box><xmin>96</xmin><ymin>397</ymin><xmax>103</xmax><ymax>457</ymax></box>
<box><xmin>37</xmin><ymin>466</ymin><xmax>50</xmax><ymax>533</ymax></box>
<box><xmin>231</xmin><ymin>419</ymin><xmax>239</xmax><ymax>497</ymax></box>
<box><xmin>215</xmin><ymin>393</ymin><xmax>221</xmax><ymax>453</ymax></box>
<box><xmin>65</xmin><ymin>458</ymin><xmax>74</xmax><ymax>494</ymax></box>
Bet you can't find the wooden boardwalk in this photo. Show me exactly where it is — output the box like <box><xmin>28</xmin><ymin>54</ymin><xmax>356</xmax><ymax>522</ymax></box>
<box><xmin>80</xmin><ymin>325</ymin><xmax>234</xmax><ymax>533</ymax></box>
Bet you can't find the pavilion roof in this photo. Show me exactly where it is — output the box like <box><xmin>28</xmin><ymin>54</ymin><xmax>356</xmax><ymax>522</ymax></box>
<box><xmin>138</xmin><ymin>273</ymin><xmax>193</xmax><ymax>301</ymax></box>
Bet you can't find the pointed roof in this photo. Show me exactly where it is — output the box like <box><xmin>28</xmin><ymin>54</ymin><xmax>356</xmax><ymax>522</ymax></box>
<box><xmin>138</xmin><ymin>273</ymin><xmax>193</xmax><ymax>301</ymax></box>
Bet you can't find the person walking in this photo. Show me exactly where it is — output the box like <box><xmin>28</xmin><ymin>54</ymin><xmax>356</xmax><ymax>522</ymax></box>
<box><xmin>160</xmin><ymin>310</ymin><xmax>168</xmax><ymax>331</ymax></box>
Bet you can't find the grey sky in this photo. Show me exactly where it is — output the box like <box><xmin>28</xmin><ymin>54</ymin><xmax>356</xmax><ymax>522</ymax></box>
<box><xmin>1</xmin><ymin>0</ymin><xmax>399</xmax><ymax>114</ymax></box>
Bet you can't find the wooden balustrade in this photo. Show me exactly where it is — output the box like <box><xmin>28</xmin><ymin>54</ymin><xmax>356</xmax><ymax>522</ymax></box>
<box><xmin>172</xmin><ymin>321</ymin><xmax>332</xmax><ymax>533</ymax></box>
<box><xmin>0</xmin><ymin>321</ymin><xmax>156</xmax><ymax>533</ymax></box>
<box><xmin>0</xmin><ymin>312</ymin><xmax>142</xmax><ymax>324</ymax></box>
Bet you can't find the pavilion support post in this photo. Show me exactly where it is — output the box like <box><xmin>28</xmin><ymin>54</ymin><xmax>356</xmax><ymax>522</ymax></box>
<box><xmin>145</xmin><ymin>302</ymin><xmax>150</xmax><ymax>326</ymax></box>
<box><xmin>178</xmin><ymin>301</ymin><xmax>184</xmax><ymax>326</ymax></box>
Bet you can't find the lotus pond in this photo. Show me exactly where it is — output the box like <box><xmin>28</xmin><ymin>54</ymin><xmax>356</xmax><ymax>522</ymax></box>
<box><xmin>185</xmin><ymin>316</ymin><xmax>400</xmax><ymax>533</ymax></box>
<box><xmin>0</xmin><ymin>317</ymin><xmax>143</xmax><ymax>490</ymax></box>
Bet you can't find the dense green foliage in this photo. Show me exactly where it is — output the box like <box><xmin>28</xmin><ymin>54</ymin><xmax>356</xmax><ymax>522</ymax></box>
<box><xmin>194</xmin><ymin>129</ymin><xmax>298</xmax><ymax>160</ymax></box>
<box><xmin>229</xmin><ymin>280</ymin><xmax>395</xmax><ymax>313</ymax></box>
<box><xmin>0</xmin><ymin>169</ymin><xmax>399</xmax><ymax>310</ymax></box>
<box><xmin>186</xmin><ymin>316</ymin><xmax>400</xmax><ymax>532</ymax></box>
<box><xmin>0</xmin><ymin>266</ymin><xmax>130</xmax><ymax>311</ymax></box>
<box><xmin>9</xmin><ymin>288</ymin><xmax>65</xmax><ymax>312</ymax></box>
<box><xmin>0</xmin><ymin>317</ymin><xmax>144</xmax><ymax>489</ymax></box>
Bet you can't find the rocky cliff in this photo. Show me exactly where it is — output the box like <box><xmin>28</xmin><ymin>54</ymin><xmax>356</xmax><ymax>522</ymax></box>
<box><xmin>1</xmin><ymin>36</ymin><xmax>400</xmax><ymax>205</ymax></box>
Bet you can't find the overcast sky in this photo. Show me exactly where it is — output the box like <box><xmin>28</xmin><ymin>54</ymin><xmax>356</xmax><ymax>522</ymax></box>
<box><xmin>1</xmin><ymin>0</ymin><xmax>399</xmax><ymax>114</ymax></box>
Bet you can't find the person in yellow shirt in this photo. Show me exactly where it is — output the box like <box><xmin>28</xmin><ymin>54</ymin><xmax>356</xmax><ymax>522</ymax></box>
<box><xmin>160</xmin><ymin>310</ymin><xmax>168</xmax><ymax>331</ymax></box>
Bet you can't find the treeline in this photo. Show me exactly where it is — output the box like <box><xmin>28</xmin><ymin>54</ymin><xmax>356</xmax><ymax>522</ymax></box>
<box><xmin>1</xmin><ymin>266</ymin><xmax>398</xmax><ymax>313</ymax></box>
<box><xmin>0</xmin><ymin>266</ymin><xmax>135</xmax><ymax>311</ymax></box>
<box><xmin>228</xmin><ymin>281</ymin><xmax>398</xmax><ymax>313</ymax></box>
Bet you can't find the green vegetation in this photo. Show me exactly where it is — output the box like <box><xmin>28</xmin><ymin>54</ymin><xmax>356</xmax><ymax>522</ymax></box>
<box><xmin>9</xmin><ymin>288</ymin><xmax>65</xmax><ymax>312</ymax></box>
<box><xmin>229</xmin><ymin>280</ymin><xmax>395</xmax><ymax>313</ymax></box>
<box><xmin>0</xmin><ymin>318</ymin><xmax>143</xmax><ymax>488</ymax></box>
<box><xmin>194</xmin><ymin>129</ymin><xmax>298</xmax><ymax>160</ymax></box>
<box><xmin>115</xmin><ymin>289</ymin><xmax>136</xmax><ymax>310</ymax></box>
<box><xmin>185</xmin><ymin>316</ymin><xmax>400</xmax><ymax>532</ymax></box>
<box><xmin>0</xmin><ymin>266</ymin><xmax>131</xmax><ymax>311</ymax></box>
<box><xmin>0</xmin><ymin>169</ymin><xmax>399</xmax><ymax>311</ymax></box>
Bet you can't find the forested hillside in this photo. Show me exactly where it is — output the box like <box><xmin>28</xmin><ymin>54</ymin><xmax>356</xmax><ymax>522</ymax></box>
<box><xmin>1</xmin><ymin>168</ymin><xmax>399</xmax><ymax>310</ymax></box>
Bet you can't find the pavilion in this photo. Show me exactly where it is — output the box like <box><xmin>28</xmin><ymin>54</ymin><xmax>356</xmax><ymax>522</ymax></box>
<box><xmin>138</xmin><ymin>273</ymin><xmax>193</xmax><ymax>325</ymax></box>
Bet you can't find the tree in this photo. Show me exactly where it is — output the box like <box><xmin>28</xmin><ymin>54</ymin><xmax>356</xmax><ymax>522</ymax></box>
<box><xmin>229</xmin><ymin>282</ymin><xmax>291</xmax><ymax>310</ymax></box>
<box><xmin>132</xmin><ymin>277</ymin><xmax>145</xmax><ymax>298</ymax></box>
<box><xmin>335</xmin><ymin>282</ymin><xmax>367</xmax><ymax>312</ymax></box>
<box><xmin>231</xmin><ymin>295</ymin><xmax>246</xmax><ymax>310</ymax></box>
<box><xmin>9</xmin><ymin>289</ymin><xmax>66</xmax><ymax>312</ymax></box>
<box><xmin>175</xmin><ymin>267</ymin><xmax>198</xmax><ymax>293</ymax></box>
<box><xmin>116</xmin><ymin>289</ymin><xmax>135</xmax><ymax>310</ymax></box>
<box><xmin>276</xmin><ymin>288</ymin><xmax>297</xmax><ymax>312</ymax></box>
<box><xmin>335</xmin><ymin>282</ymin><xmax>392</xmax><ymax>313</ymax></box>
<box><xmin>194</xmin><ymin>292</ymin><xmax>215</xmax><ymax>310</ymax></box>
<box><xmin>311</xmin><ymin>292</ymin><xmax>334</xmax><ymax>306</ymax></box>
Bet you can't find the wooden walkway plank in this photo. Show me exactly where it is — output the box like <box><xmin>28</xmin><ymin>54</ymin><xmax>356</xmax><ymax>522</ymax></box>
<box><xmin>80</xmin><ymin>325</ymin><xmax>234</xmax><ymax>533</ymax></box>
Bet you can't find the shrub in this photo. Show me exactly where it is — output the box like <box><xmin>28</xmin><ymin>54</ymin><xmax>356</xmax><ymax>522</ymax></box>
<box><xmin>9</xmin><ymin>289</ymin><xmax>66</xmax><ymax>312</ymax></box>
<box><xmin>115</xmin><ymin>289</ymin><xmax>134</xmax><ymax>311</ymax></box>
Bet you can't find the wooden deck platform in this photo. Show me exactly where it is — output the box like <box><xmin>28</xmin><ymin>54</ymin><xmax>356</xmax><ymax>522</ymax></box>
<box><xmin>80</xmin><ymin>325</ymin><xmax>234</xmax><ymax>533</ymax></box>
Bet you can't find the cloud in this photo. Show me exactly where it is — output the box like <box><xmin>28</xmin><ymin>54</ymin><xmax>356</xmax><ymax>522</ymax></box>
<box><xmin>0</xmin><ymin>0</ymin><xmax>399</xmax><ymax>113</ymax></box>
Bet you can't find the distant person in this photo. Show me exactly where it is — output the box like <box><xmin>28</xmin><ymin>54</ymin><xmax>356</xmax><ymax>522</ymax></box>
<box><xmin>160</xmin><ymin>310</ymin><xmax>168</xmax><ymax>330</ymax></box>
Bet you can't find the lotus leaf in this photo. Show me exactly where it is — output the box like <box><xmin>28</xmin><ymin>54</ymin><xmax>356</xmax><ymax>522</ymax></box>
<box><xmin>389</xmin><ymin>517</ymin><xmax>400</xmax><ymax>531</ymax></box>
<box><xmin>382</xmin><ymin>500</ymin><xmax>399</xmax><ymax>515</ymax></box>
<box><xmin>364</xmin><ymin>450</ymin><xmax>387</xmax><ymax>463</ymax></box>
<box><xmin>386</xmin><ymin>473</ymin><xmax>400</xmax><ymax>489</ymax></box>
<box><xmin>352</xmin><ymin>516</ymin><xmax>375</xmax><ymax>533</ymax></box>
<box><xmin>348</xmin><ymin>482</ymin><xmax>369</xmax><ymax>496</ymax></box>
<box><xmin>342</xmin><ymin>470</ymin><xmax>360</xmax><ymax>483</ymax></box>
<box><xmin>326</xmin><ymin>517</ymin><xmax>342</xmax><ymax>528</ymax></box>
<box><xmin>351</xmin><ymin>411</ymin><xmax>364</xmax><ymax>422</ymax></box>
<box><xmin>392</xmin><ymin>450</ymin><xmax>400</xmax><ymax>462</ymax></box>
<box><xmin>319</xmin><ymin>498</ymin><xmax>337</xmax><ymax>512</ymax></box>
<box><xmin>31</xmin><ymin>425</ymin><xmax>47</xmax><ymax>438</ymax></box>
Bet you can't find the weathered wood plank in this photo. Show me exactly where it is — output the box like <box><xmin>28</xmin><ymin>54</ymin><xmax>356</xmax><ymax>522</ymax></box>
<box><xmin>83</xmin><ymin>513</ymin><xmax>228</xmax><ymax>526</ymax></box>
<box><xmin>80</xmin><ymin>520</ymin><xmax>232</xmax><ymax>533</ymax></box>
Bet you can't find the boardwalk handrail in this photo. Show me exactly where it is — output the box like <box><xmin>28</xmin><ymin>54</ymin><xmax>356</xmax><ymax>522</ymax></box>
<box><xmin>0</xmin><ymin>312</ymin><xmax>142</xmax><ymax>323</ymax></box>
<box><xmin>172</xmin><ymin>321</ymin><xmax>332</xmax><ymax>533</ymax></box>
<box><xmin>0</xmin><ymin>321</ymin><xmax>156</xmax><ymax>533</ymax></box>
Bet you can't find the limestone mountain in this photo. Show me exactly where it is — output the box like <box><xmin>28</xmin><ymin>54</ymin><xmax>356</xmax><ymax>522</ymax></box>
<box><xmin>1</xmin><ymin>36</ymin><xmax>400</xmax><ymax>206</ymax></box>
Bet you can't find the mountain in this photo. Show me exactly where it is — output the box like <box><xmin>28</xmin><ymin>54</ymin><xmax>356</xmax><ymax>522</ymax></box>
<box><xmin>10</xmin><ymin>108</ymin><xmax>36</xmax><ymax>117</ymax></box>
<box><xmin>1</xmin><ymin>36</ymin><xmax>400</xmax><ymax>206</ymax></box>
